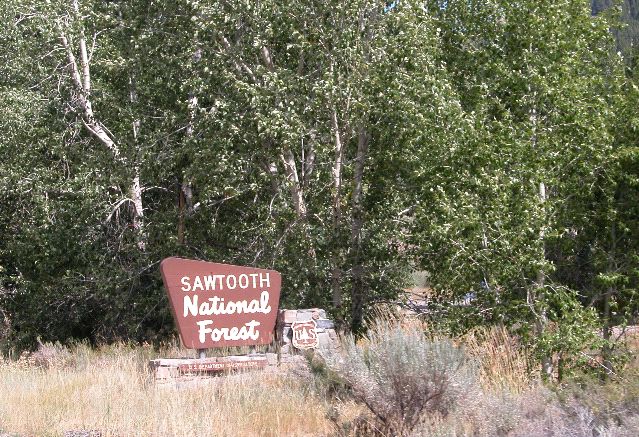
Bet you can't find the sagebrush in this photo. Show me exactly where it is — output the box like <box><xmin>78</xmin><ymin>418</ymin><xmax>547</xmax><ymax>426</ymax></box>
<box><xmin>327</xmin><ymin>318</ymin><xmax>477</xmax><ymax>436</ymax></box>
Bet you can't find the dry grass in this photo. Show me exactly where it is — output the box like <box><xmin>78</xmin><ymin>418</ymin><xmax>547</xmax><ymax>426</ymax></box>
<box><xmin>4</xmin><ymin>318</ymin><xmax>639</xmax><ymax>437</ymax></box>
<box><xmin>369</xmin><ymin>307</ymin><xmax>534</xmax><ymax>393</ymax></box>
<box><xmin>0</xmin><ymin>342</ymin><xmax>332</xmax><ymax>437</ymax></box>
<box><xmin>461</xmin><ymin>325</ymin><xmax>535</xmax><ymax>393</ymax></box>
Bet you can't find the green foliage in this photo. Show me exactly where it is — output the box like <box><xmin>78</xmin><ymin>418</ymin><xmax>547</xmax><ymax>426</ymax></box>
<box><xmin>0</xmin><ymin>0</ymin><xmax>638</xmax><ymax>377</ymax></box>
<box><xmin>530</xmin><ymin>288</ymin><xmax>604</xmax><ymax>377</ymax></box>
<box><xmin>409</xmin><ymin>0</ymin><xmax>636</xmax><ymax>374</ymax></box>
<box><xmin>0</xmin><ymin>0</ymin><xmax>449</xmax><ymax>346</ymax></box>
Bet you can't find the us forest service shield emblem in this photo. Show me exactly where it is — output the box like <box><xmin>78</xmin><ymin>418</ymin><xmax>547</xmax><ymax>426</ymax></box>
<box><xmin>291</xmin><ymin>320</ymin><xmax>318</xmax><ymax>350</ymax></box>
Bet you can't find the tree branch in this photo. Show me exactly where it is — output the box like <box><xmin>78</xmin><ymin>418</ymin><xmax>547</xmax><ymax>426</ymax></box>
<box><xmin>261</xmin><ymin>45</ymin><xmax>275</xmax><ymax>71</ymax></box>
<box><xmin>280</xmin><ymin>148</ymin><xmax>307</xmax><ymax>218</ymax></box>
<box><xmin>220</xmin><ymin>36</ymin><xmax>256</xmax><ymax>81</ymax></box>
<box><xmin>59</xmin><ymin>15</ymin><xmax>120</xmax><ymax>159</ymax></box>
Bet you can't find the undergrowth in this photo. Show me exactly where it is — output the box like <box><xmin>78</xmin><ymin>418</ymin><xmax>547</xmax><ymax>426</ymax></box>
<box><xmin>3</xmin><ymin>316</ymin><xmax>639</xmax><ymax>437</ymax></box>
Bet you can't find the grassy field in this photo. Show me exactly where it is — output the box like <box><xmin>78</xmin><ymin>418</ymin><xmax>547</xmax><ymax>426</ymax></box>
<box><xmin>2</xmin><ymin>320</ymin><xmax>639</xmax><ymax>437</ymax></box>
<box><xmin>0</xmin><ymin>343</ymin><xmax>343</xmax><ymax>437</ymax></box>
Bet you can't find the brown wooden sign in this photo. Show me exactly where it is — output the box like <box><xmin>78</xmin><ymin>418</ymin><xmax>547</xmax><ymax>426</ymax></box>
<box><xmin>160</xmin><ymin>257</ymin><xmax>281</xmax><ymax>349</ymax></box>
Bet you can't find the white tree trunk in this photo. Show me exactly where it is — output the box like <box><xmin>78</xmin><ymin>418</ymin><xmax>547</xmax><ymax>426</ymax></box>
<box><xmin>179</xmin><ymin>49</ymin><xmax>200</xmax><ymax>245</ymax></box>
<box><xmin>536</xmin><ymin>181</ymin><xmax>551</xmax><ymax>377</ymax></box>
<box><xmin>60</xmin><ymin>3</ymin><xmax>146</xmax><ymax>250</ymax></box>
<box><xmin>331</xmin><ymin>108</ymin><xmax>345</xmax><ymax>309</ymax></box>
<box><xmin>59</xmin><ymin>31</ymin><xmax>120</xmax><ymax>157</ymax></box>
<box><xmin>130</xmin><ymin>166</ymin><xmax>145</xmax><ymax>251</ymax></box>
<box><xmin>280</xmin><ymin>148</ymin><xmax>307</xmax><ymax>218</ymax></box>
<box><xmin>129</xmin><ymin>74</ymin><xmax>145</xmax><ymax>251</ymax></box>
<box><xmin>527</xmin><ymin>81</ymin><xmax>552</xmax><ymax>378</ymax></box>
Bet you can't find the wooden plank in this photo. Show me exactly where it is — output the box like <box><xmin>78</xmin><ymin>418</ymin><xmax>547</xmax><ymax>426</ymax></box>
<box><xmin>179</xmin><ymin>358</ymin><xmax>266</xmax><ymax>373</ymax></box>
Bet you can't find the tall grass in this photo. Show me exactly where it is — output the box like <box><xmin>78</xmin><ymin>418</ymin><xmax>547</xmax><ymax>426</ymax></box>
<box><xmin>461</xmin><ymin>325</ymin><xmax>534</xmax><ymax>393</ymax></box>
<box><xmin>0</xmin><ymin>342</ymin><xmax>331</xmax><ymax>437</ymax></box>
<box><xmin>3</xmin><ymin>317</ymin><xmax>639</xmax><ymax>437</ymax></box>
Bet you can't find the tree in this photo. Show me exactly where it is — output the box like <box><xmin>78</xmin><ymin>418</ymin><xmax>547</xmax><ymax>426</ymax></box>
<box><xmin>1</xmin><ymin>0</ymin><xmax>465</xmax><ymax>343</ymax></box>
<box><xmin>563</xmin><ymin>58</ymin><xmax>639</xmax><ymax>374</ymax></box>
<box><xmin>180</xmin><ymin>0</ymin><xmax>465</xmax><ymax>330</ymax></box>
<box><xmin>416</xmin><ymin>0</ymin><xmax>622</xmax><ymax>377</ymax></box>
<box><xmin>0</xmin><ymin>0</ymin><xmax>197</xmax><ymax>345</ymax></box>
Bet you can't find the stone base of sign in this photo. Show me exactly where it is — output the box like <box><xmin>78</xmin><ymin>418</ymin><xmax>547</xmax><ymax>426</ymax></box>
<box><xmin>150</xmin><ymin>308</ymin><xmax>339</xmax><ymax>381</ymax></box>
<box><xmin>277</xmin><ymin>308</ymin><xmax>339</xmax><ymax>359</ymax></box>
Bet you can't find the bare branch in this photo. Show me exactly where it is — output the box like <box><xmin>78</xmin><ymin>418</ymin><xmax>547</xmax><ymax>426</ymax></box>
<box><xmin>72</xmin><ymin>0</ymin><xmax>91</xmax><ymax>93</ymax></box>
<box><xmin>220</xmin><ymin>36</ymin><xmax>256</xmax><ymax>81</ymax></box>
<box><xmin>59</xmin><ymin>29</ymin><xmax>84</xmax><ymax>93</ymax></box>
<box><xmin>261</xmin><ymin>45</ymin><xmax>274</xmax><ymax>71</ymax></box>
<box><xmin>59</xmin><ymin>18</ymin><xmax>120</xmax><ymax>158</ymax></box>
<box><xmin>280</xmin><ymin>148</ymin><xmax>307</xmax><ymax>218</ymax></box>
<box><xmin>105</xmin><ymin>198</ymin><xmax>134</xmax><ymax>223</ymax></box>
<box><xmin>88</xmin><ymin>30</ymin><xmax>105</xmax><ymax>63</ymax></box>
<box><xmin>296</xmin><ymin>50</ymin><xmax>305</xmax><ymax>76</ymax></box>
<box><xmin>303</xmin><ymin>141</ymin><xmax>316</xmax><ymax>186</ymax></box>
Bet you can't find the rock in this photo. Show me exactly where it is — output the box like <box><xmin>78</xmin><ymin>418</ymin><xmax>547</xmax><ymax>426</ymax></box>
<box><xmin>266</xmin><ymin>353</ymin><xmax>278</xmax><ymax>366</ymax></box>
<box><xmin>296</xmin><ymin>311</ymin><xmax>313</xmax><ymax>322</ymax></box>
<box><xmin>317</xmin><ymin>332</ymin><xmax>331</xmax><ymax>347</ymax></box>
<box><xmin>282</xmin><ymin>310</ymin><xmax>297</xmax><ymax>324</ymax></box>
<box><xmin>282</xmin><ymin>326</ymin><xmax>292</xmax><ymax>342</ymax></box>
<box><xmin>316</xmin><ymin>319</ymin><xmax>335</xmax><ymax>329</ymax></box>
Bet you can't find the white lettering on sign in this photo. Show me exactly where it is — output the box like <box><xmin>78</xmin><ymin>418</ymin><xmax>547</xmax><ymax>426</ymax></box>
<box><xmin>181</xmin><ymin>277</ymin><xmax>273</xmax><ymax>345</ymax></box>
<box><xmin>160</xmin><ymin>258</ymin><xmax>281</xmax><ymax>349</ymax></box>
<box><xmin>180</xmin><ymin>272</ymin><xmax>270</xmax><ymax>292</ymax></box>
<box><xmin>226</xmin><ymin>275</ymin><xmax>237</xmax><ymax>289</ymax></box>
<box><xmin>183</xmin><ymin>291</ymin><xmax>272</xmax><ymax>317</ymax></box>
<box><xmin>196</xmin><ymin>319</ymin><xmax>261</xmax><ymax>343</ymax></box>
<box><xmin>179</xmin><ymin>360</ymin><xmax>266</xmax><ymax>372</ymax></box>
<box><xmin>239</xmin><ymin>274</ymin><xmax>249</xmax><ymax>289</ymax></box>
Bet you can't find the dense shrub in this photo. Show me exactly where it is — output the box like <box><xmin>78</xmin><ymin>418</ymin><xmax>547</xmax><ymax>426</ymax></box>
<box><xmin>327</xmin><ymin>319</ymin><xmax>477</xmax><ymax>436</ymax></box>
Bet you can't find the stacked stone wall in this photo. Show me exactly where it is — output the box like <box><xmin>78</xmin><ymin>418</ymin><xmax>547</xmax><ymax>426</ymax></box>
<box><xmin>277</xmin><ymin>308</ymin><xmax>338</xmax><ymax>359</ymax></box>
